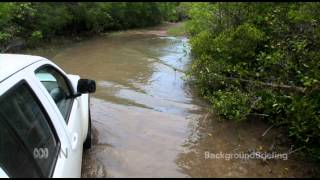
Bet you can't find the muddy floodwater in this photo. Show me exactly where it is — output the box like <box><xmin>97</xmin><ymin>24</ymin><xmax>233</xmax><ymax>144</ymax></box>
<box><xmin>32</xmin><ymin>24</ymin><xmax>319</xmax><ymax>177</ymax></box>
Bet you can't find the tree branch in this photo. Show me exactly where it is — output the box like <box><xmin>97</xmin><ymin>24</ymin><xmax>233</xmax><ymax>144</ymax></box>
<box><xmin>212</xmin><ymin>73</ymin><xmax>306</xmax><ymax>93</ymax></box>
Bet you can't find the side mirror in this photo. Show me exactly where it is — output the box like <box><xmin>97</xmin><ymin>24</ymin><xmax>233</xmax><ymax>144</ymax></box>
<box><xmin>77</xmin><ymin>79</ymin><xmax>96</xmax><ymax>94</ymax></box>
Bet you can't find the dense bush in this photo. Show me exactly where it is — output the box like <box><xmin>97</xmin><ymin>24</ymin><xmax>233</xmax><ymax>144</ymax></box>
<box><xmin>186</xmin><ymin>2</ymin><xmax>320</xmax><ymax>160</ymax></box>
<box><xmin>0</xmin><ymin>2</ymin><xmax>180</xmax><ymax>51</ymax></box>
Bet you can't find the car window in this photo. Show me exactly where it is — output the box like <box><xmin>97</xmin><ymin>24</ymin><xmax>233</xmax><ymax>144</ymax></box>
<box><xmin>0</xmin><ymin>120</ymin><xmax>39</xmax><ymax>178</ymax></box>
<box><xmin>35</xmin><ymin>66</ymin><xmax>73</xmax><ymax>123</ymax></box>
<box><xmin>0</xmin><ymin>167</ymin><xmax>9</xmax><ymax>178</ymax></box>
<box><xmin>0</xmin><ymin>81</ymin><xmax>60</xmax><ymax>178</ymax></box>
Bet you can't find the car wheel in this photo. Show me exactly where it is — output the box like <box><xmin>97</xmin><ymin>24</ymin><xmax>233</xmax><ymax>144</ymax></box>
<box><xmin>83</xmin><ymin>103</ymin><xmax>92</xmax><ymax>150</ymax></box>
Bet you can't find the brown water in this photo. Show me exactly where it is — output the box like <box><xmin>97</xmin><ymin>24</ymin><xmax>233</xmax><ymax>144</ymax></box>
<box><xmin>32</xmin><ymin>24</ymin><xmax>319</xmax><ymax>178</ymax></box>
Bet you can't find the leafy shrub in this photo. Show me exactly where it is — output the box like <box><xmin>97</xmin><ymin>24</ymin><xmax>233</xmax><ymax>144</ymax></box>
<box><xmin>0</xmin><ymin>2</ymin><xmax>183</xmax><ymax>49</ymax></box>
<box><xmin>208</xmin><ymin>90</ymin><xmax>252</xmax><ymax>121</ymax></box>
<box><xmin>186</xmin><ymin>2</ymin><xmax>320</xmax><ymax>160</ymax></box>
<box><xmin>28</xmin><ymin>30</ymin><xmax>43</xmax><ymax>47</ymax></box>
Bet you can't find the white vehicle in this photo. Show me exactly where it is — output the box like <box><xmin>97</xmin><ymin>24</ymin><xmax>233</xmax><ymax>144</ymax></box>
<box><xmin>0</xmin><ymin>54</ymin><xmax>96</xmax><ymax>178</ymax></box>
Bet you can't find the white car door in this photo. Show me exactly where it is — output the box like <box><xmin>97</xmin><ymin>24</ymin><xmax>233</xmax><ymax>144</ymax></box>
<box><xmin>0</xmin><ymin>73</ymin><xmax>64</xmax><ymax>178</ymax></box>
<box><xmin>31</xmin><ymin>63</ymin><xmax>84</xmax><ymax>177</ymax></box>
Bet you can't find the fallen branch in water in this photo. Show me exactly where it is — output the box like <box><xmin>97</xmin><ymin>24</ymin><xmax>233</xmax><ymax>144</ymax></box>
<box><xmin>148</xmin><ymin>57</ymin><xmax>186</xmax><ymax>73</ymax></box>
<box><xmin>288</xmin><ymin>146</ymin><xmax>305</xmax><ymax>155</ymax></box>
<box><xmin>211</xmin><ymin>73</ymin><xmax>306</xmax><ymax>93</ymax></box>
<box><xmin>201</xmin><ymin>112</ymin><xmax>210</xmax><ymax>127</ymax></box>
<box><xmin>250</xmin><ymin>113</ymin><xmax>270</xmax><ymax>117</ymax></box>
<box><xmin>262</xmin><ymin>125</ymin><xmax>274</xmax><ymax>137</ymax></box>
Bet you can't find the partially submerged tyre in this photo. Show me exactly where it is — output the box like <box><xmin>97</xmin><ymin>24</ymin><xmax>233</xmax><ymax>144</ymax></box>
<box><xmin>83</xmin><ymin>104</ymin><xmax>92</xmax><ymax>150</ymax></box>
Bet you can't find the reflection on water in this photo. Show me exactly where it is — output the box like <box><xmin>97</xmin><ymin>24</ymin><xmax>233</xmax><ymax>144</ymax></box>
<box><xmin>46</xmin><ymin>26</ymin><xmax>319</xmax><ymax>177</ymax></box>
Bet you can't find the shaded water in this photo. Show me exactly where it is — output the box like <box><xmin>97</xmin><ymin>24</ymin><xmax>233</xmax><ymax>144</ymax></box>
<box><xmin>38</xmin><ymin>24</ymin><xmax>318</xmax><ymax>177</ymax></box>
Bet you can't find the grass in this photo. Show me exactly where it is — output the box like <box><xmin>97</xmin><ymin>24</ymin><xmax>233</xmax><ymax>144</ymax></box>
<box><xmin>167</xmin><ymin>21</ymin><xmax>188</xmax><ymax>37</ymax></box>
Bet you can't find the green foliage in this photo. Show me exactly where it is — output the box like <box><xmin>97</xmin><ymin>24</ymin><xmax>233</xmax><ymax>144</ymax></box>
<box><xmin>0</xmin><ymin>3</ymin><xmax>14</xmax><ymax>27</ymax></box>
<box><xmin>184</xmin><ymin>3</ymin><xmax>215</xmax><ymax>36</ymax></box>
<box><xmin>0</xmin><ymin>2</ymin><xmax>182</xmax><ymax>50</ymax></box>
<box><xmin>33</xmin><ymin>3</ymin><xmax>72</xmax><ymax>37</ymax></box>
<box><xmin>28</xmin><ymin>30</ymin><xmax>43</xmax><ymax>47</ymax></box>
<box><xmin>209</xmin><ymin>90</ymin><xmax>252</xmax><ymax>121</ymax></box>
<box><xmin>0</xmin><ymin>32</ymin><xmax>12</xmax><ymax>44</ymax></box>
<box><xmin>187</xmin><ymin>2</ymin><xmax>320</xmax><ymax>160</ymax></box>
<box><xmin>167</xmin><ymin>21</ymin><xmax>187</xmax><ymax>36</ymax></box>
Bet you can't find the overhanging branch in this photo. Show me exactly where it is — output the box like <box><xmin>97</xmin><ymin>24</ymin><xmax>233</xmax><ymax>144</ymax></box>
<box><xmin>211</xmin><ymin>73</ymin><xmax>306</xmax><ymax>93</ymax></box>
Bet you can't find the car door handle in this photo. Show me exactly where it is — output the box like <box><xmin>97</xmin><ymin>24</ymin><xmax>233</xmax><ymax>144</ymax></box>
<box><xmin>71</xmin><ymin>133</ymin><xmax>79</xmax><ymax>149</ymax></box>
